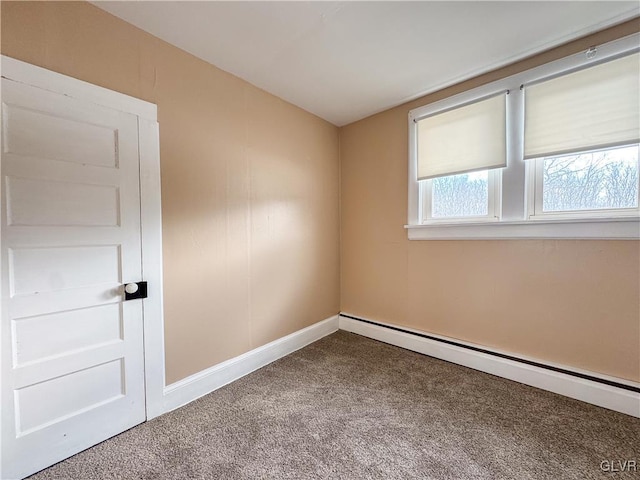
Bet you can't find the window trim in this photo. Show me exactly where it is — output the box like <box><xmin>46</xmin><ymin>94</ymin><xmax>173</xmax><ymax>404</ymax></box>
<box><xmin>407</xmin><ymin>32</ymin><xmax>640</xmax><ymax>240</ymax></box>
<box><xmin>406</xmin><ymin>216</ymin><xmax>640</xmax><ymax>240</ymax></box>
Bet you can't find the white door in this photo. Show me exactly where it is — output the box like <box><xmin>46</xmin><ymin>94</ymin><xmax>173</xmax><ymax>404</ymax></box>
<box><xmin>1</xmin><ymin>76</ymin><xmax>146</xmax><ymax>479</ymax></box>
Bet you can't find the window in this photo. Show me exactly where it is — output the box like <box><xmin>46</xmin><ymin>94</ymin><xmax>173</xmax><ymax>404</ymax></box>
<box><xmin>432</xmin><ymin>171</ymin><xmax>490</xmax><ymax>218</ymax></box>
<box><xmin>422</xmin><ymin>170</ymin><xmax>501</xmax><ymax>222</ymax></box>
<box><xmin>530</xmin><ymin>144</ymin><xmax>639</xmax><ymax>218</ymax></box>
<box><xmin>407</xmin><ymin>33</ymin><xmax>640</xmax><ymax>239</ymax></box>
<box><xmin>415</xmin><ymin>92</ymin><xmax>506</xmax><ymax>223</ymax></box>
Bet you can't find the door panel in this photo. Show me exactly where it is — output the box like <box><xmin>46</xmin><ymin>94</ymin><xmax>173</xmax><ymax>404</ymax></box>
<box><xmin>9</xmin><ymin>245</ymin><xmax>121</xmax><ymax>295</ymax></box>
<box><xmin>13</xmin><ymin>303</ymin><xmax>122</xmax><ymax>366</ymax></box>
<box><xmin>15</xmin><ymin>359</ymin><xmax>125</xmax><ymax>435</ymax></box>
<box><xmin>6</xmin><ymin>177</ymin><xmax>120</xmax><ymax>227</ymax></box>
<box><xmin>1</xmin><ymin>77</ymin><xmax>146</xmax><ymax>479</ymax></box>
<box><xmin>3</xmin><ymin>93</ymin><xmax>119</xmax><ymax>168</ymax></box>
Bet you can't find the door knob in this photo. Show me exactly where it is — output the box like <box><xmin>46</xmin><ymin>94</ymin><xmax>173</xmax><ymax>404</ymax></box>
<box><xmin>124</xmin><ymin>281</ymin><xmax>147</xmax><ymax>300</ymax></box>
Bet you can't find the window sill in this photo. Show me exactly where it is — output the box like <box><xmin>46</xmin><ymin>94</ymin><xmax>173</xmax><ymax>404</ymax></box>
<box><xmin>406</xmin><ymin>216</ymin><xmax>640</xmax><ymax>240</ymax></box>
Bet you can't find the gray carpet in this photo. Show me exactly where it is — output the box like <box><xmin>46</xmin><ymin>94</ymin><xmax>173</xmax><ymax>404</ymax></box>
<box><xmin>29</xmin><ymin>331</ymin><xmax>639</xmax><ymax>480</ymax></box>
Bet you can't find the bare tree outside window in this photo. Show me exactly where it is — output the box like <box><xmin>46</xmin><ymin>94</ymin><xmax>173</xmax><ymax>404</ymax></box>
<box><xmin>432</xmin><ymin>171</ymin><xmax>488</xmax><ymax>217</ymax></box>
<box><xmin>542</xmin><ymin>144</ymin><xmax>639</xmax><ymax>212</ymax></box>
<box><xmin>426</xmin><ymin>145</ymin><xmax>638</xmax><ymax>221</ymax></box>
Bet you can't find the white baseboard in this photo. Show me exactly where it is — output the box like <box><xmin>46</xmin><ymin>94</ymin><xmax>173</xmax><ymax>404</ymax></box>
<box><xmin>162</xmin><ymin>315</ymin><xmax>339</xmax><ymax>413</ymax></box>
<box><xmin>160</xmin><ymin>313</ymin><xmax>639</xmax><ymax>418</ymax></box>
<box><xmin>339</xmin><ymin>314</ymin><xmax>640</xmax><ymax>418</ymax></box>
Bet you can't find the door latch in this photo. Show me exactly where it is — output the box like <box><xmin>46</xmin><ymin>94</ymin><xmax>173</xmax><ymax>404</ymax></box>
<box><xmin>124</xmin><ymin>281</ymin><xmax>148</xmax><ymax>301</ymax></box>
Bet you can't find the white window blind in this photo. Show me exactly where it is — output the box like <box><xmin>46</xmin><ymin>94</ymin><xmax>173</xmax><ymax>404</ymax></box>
<box><xmin>524</xmin><ymin>52</ymin><xmax>640</xmax><ymax>159</ymax></box>
<box><xmin>416</xmin><ymin>92</ymin><xmax>507</xmax><ymax>180</ymax></box>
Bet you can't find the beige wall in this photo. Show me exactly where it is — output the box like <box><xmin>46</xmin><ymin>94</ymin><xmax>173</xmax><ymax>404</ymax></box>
<box><xmin>2</xmin><ymin>1</ymin><xmax>638</xmax><ymax>385</ymax></box>
<box><xmin>340</xmin><ymin>19</ymin><xmax>640</xmax><ymax>382</ymax></box>
<box><xmin>1</xmin><ymin>1</ymin><xmax>340</xmax><ymax>384</ymax></box>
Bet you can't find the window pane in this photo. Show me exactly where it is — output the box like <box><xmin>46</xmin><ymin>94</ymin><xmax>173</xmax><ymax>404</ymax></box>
<box><xmin>432</xmin><ymin>171</ymin><xmax>488</xmax><ymax>218</ymax></box>
<box><xmin>542</xmin><ymin>145</ymin><xmax>639</xmax><ymax>213</ymax></box>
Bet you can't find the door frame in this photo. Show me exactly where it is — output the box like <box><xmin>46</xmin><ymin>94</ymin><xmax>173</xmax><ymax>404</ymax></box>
<box><xmin>0</xmin><ymin>55</ymin><xmax>167</xmax><ymax>421</ymax></box>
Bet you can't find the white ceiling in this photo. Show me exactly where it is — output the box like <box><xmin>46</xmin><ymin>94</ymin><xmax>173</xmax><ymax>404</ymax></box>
<box><xmin>93</xmin><ymin>1</ymin><xmax>639</xmax><ymax>126</ymax></box>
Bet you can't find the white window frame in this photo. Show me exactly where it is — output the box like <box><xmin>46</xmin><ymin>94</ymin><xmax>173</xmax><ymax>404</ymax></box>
<box><xmin>407</xmin><ymin>32</ymin><xmax>640</xmax><ymax>240</ymax></box>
